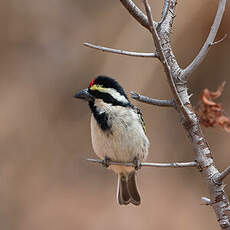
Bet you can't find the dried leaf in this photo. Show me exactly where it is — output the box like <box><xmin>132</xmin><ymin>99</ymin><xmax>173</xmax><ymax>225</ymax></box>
<box><xmin>196</xmin><ymin>82</ymin><xmax>230</xmax><ymax>132</ymax></box>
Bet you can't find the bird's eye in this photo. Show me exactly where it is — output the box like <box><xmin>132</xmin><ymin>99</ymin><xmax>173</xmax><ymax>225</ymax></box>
<box><xmin>89</xmin><ymin>79</ymin><xmax>95</xmax><ymax>88</ymax></box>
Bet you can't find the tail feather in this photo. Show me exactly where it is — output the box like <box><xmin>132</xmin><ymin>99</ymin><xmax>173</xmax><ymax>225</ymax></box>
<box><xmin>117</xmin><ymin>171</ymin><xmax>141</xmax><ymax>206</ymax></box>
<box><xmin>117</xmin><ymin>174</ymin><xmax>130</xmax><ymax>205</ymax></box>
<box><xmin>128</xmin><ymin>171</ymin><xmax>141</xmax><ymax>205</ymax></box>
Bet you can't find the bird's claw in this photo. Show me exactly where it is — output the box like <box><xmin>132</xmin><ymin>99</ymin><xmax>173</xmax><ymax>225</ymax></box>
<box><xmin>133</xmin><ymin>157</ymin><xmax>141</xmax><ymax>171</ymax></box>
<box><xmin>102</xmin><ymin>156</ymin><xmax>111</xmax><ymax>168</ymax></box>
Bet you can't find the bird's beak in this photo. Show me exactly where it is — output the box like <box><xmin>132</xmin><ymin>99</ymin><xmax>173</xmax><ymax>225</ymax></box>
<box><xmin>73</xmin><ymin>88</ymin><xmax>93</xmax><ymax>101</ymax></box>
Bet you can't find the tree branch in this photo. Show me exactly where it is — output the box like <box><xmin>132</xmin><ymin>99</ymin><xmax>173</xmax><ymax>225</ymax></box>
<box><xmin>86</xmin><ymin>0</ymin><xmax>229</xmax><ymax>228</ymax></box>
<box><xmin>87</xmin><ymin>158</ymin><xmax>197</xmax><ymax>168</ymax></box>
<box><xmin>143</xmin><ymin>0</ymin><xmax>157</xmax><ymax>35</ymax></box>
<box><xmin>142</xmin><ymin>0</ymin><xmax>189</xmax><ymax>119</ymax></box>
<box><xmin>140</xmin><ymin>1</ymin><xmax>230</xmax><ymax>228</ymax></box>
<box><xmin>209</xmin><ymin>33</ymin><xmax>227</xmax><ymax>46</ymax></box>
<box><xmin>182</xmin><ymin>0</ymin><xmax>226</xmax><ymax>81</ymax></box>
<box><xmin>130</xmin><ymin>91</ymin><xmax>175</xmax><ymax>107</ymax></box>
<box><xmin>120</xmin><ymin>0</ymin><xmax>150</xmax><ymax>30</ymax></box>
<box><xmin>214</xmin><ymin>166</ymin><xmax>230</xmax><ymax>183</ymax></box>
<box><xmin>84</xmin><ymin>42</ymin><xmax>158</xmax><ymax>58</ymax></box>
<box><xmin>158</xmin><ymin>0</ymin><xmax>170</xmax><ymax>27</ymax></box>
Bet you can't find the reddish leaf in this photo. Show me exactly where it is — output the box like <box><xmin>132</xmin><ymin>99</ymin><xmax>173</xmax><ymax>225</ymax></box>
<box><xmin>196</xmin><ymin>82</ymin><xmax>230</xmax><ymax>133</ymax></box>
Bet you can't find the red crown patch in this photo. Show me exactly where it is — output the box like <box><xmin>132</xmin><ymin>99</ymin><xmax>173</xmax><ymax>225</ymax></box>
<box><xmin>89</xmin><ymin>79</ymin><xmax>95</xmax><ymax>88</ymax></box>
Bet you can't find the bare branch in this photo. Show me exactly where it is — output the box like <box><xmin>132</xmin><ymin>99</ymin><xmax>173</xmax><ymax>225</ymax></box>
<box><xmin>84</xmin><ymin>43</ymin><xmax>158</xmax><ymax>58</ymax></box>
<box><xmin>214</xmin><ymin>166</ymin><xmax>230</xmax><ymax>183</ymax></box>
<box><xmin>142</xmin><ymin>0</ymin><xmax>166</xmax><ymax>65</ymax></box>
<box><xmin>209</xmin><ymin>33</ymin><xmax>227</xmax><ymax>46</ymax></box>
<box><xmin>142</xmin><ymin>0</ymin><xmax>156</xmax><ymax>34</ymax></box>
<box><xmin>120</xmin><ymin>0</ymin><xmax>150</xmax><ymax>30</ymax></box>
<box><xmin>158</xmin><ymin>0</ymin><xmax>177</xmax><ymax>35</ymax></box>
<box><xmin>87</xmin><ymin>158</ymin><xmax>198</xmax><ymax>168</ymax></box>
<box><xmin>182</xmin><ymin>0</ymin><xmax>226</xmax><ymax>81</ymax></box>
<box><xmin>143</xmin><ymin>0</ymin><xmax>189</xmax><ymax>119</ymax></box>
<box><xmin>85</xmin><ymin>0</ymin><xmax>229</xmax><ymax>227</ymax></box>
<box><xmin>140</xmin><ymin>1</ymin><xmax>230</xmax><ymax>227</ymax></box>
<box><xmin>158</xmin><ymin>0</ymin><xmax>170</xmax><ymax>27</ymax></box>
<box><xmin>130</xmin><ymin>91</ymin><xmax>175</xmax><ymax>107</ymax></box>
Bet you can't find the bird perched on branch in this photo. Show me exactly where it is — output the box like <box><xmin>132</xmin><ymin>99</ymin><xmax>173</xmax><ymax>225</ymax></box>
<box><xmin>74</xmin><ymin>75</ymin><xmax>149</xmax><ymax>205</ymax></box>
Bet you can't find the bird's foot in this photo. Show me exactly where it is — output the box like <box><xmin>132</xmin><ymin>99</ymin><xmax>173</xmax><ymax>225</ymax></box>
<box><xmin>133</xmin><ymin>157</ymin><xmax>142</xmax><ymax>171</ymax></box>
<box><xmin>102</xmin><ymin>156</ymin><xmax>111</xmax><ymax>168</ymax></box>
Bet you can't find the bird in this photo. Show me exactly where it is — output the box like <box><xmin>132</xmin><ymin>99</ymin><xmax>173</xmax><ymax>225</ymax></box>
<box><xmin>74</xmin><ymin>75</ymin><xmax>149</xmax><ymax>205</ymax></box>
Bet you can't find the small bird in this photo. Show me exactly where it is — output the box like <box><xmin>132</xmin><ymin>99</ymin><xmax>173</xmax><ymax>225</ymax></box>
<box><xmin>74</xmin><ymin>75</ymin><xmax>149</xmax><ymax>205</ymax></box>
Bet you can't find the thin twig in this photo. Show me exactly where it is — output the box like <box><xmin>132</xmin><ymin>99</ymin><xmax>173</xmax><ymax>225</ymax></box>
<box><xmin>87</xmin><ymin>158</ymin><xmax>198</xmax><ymax>168</ymax></box>
<box><xmin>130</xmin><ymin>91</ymin><xmax>175</xmax><ymax>107</ymax></box>
<box><xmin>214</xmin><ymin>166</ymin><xmax>230</xmax><ymax>183</ymax></box>
<box><xmin>209</xmin><ymin>33</ymin><xmax>227</xmax><ymax>46</ymax></box>
<box><xmin>142</xmin><ymin>0</ymin><xmax>165</xmax><ymax>61</ymax></box>
<box><xmin>182</xmin><ymin>0</ymin><xmax>226</xmax><ymax>81</ymax></box>
<box><xmin>142</xmin><ymin>0</ymin><xmax>156</xmax><ymax>33</ymax></box>
<box><xmin>84</xmin><ymin>43</ymin><xmax>158</xmax><ymax>58</ymax></box>
<box><xmin>120</xmin><ymin>0</ymin><xmax>150</xmax><ymax>30</ymax></box>
<box><xmin>158</xmin><ymin>0</ymin><xmax>170</xmax><ymax>27</ymax></box>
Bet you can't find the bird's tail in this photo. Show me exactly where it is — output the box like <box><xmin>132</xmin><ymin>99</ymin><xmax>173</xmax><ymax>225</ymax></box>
<box><xmin>117</xmin><ymin>171</ymin><xmax>141</xmax><ymax>205</ymax></box>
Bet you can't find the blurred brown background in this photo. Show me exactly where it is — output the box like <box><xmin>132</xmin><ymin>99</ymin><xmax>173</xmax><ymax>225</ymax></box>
<box><xmin>1</xmin><ymin>0</ymin><xmax>230</xmax><ymax>229</ymax></box>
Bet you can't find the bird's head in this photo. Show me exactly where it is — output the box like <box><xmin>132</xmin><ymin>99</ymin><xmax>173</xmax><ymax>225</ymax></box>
<box><xmin>74</xmin><ymin>75</ymin><xmax>131</xmax><ymax>107</ymax></box>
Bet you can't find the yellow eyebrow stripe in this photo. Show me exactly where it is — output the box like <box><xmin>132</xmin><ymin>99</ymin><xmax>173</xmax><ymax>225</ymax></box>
<box><xmin>90</xmin><ymin>84</ymin><xmax>129</xmax><ymax>104</ymax></box>
<box><xmin>90</xmin><ymin>84</ymin><xmax>107</xmax><ymax>92</ymax></box>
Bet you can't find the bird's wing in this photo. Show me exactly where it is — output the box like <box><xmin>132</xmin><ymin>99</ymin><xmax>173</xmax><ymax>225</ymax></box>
<box><xmin>134</xmin><ymin>106</ymin><xmax>146</xmax><ymax>133</ymax></box>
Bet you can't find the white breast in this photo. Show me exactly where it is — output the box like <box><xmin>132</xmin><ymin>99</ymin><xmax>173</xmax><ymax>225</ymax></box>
<box><xmin>90</xmin><ymin>101</ymin><xmax>149</xmax><ymax>166</ymax></box>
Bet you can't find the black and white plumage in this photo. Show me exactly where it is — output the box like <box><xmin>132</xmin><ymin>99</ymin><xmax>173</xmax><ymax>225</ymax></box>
<box><xmin>74</xmin><ymin>76</ymin><xmax>149</xmax><ymax>205</ymax></box>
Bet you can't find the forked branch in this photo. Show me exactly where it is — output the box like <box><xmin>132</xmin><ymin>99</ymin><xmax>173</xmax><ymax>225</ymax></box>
<box><xmin>124</xmin><ymin>0</ymin><xmax>230</xmax><ymax>229</ymax></box>
<box><xmin>120</xmin><ymin>0</ymin><xmax>150</xmax><ymax>30</ymax></box>
<box><xmin>85</xmin><ymin>0</ymin><xmax>229</xmax><ymax>228</ymax></box>
<box><xmin>158</xmin><ymin>0</ymin><xmax>170</xmax><ymax>27</ymax></box>
<box><xmin>142</xmin><ymin>0</ymin><xmax>189</xmax><ymax>119</ymax></box>
<box><xmin>182</xmin><ymin>0</ymin><xmax>226</xmax><ymax>81</ymax></box>
<box><xmin>214</xmin><ymin>166</ymin><xmax>230</xmax><ymax>183</ymax></box>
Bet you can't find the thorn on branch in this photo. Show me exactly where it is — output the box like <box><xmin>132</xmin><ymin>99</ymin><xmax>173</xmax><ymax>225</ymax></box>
<box><xmin>84</xmin><ymin>43</ymin><xmax>158</xmax><ymax>58</ymax></box>
<box><xmin>168</xmin><ymin>8</ymin><xmax>176</xmax><ymax>18</ymax></box>
<box><xmin>86</xmin><ymin>158</ymin><xmax>198</xmax><ymax>168</ymax></box>
<box><xmin>130</xmin><ymin>91</ymin><xmax>175</xmax><ymax>108</ymax></box>
<box><xmin>201</xmin><ymin>197</ymin><xmax>211</xmax><ymax>205</ymax></box>
<box><xmin>209</xmin><ymin>34</ymin><xmax>228</xmax><ymax>47</ymax></box>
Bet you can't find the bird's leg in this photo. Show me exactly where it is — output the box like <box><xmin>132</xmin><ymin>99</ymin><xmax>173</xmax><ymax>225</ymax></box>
<box><xmin>102</xmin><ymin>156</ymin><xmax>111</xmax><ymax>168</ymax></box>
<box><xmin>133</xmin><ymin>157</ymin><xmax>141</xmax><ymax>171</ymax></box>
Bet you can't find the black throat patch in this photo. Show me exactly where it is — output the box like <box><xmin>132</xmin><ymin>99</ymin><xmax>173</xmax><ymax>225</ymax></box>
<box><xmin>89</xmin><ymin>101</ymin><xmax>111</xmax><ymax>131</ymax></box>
